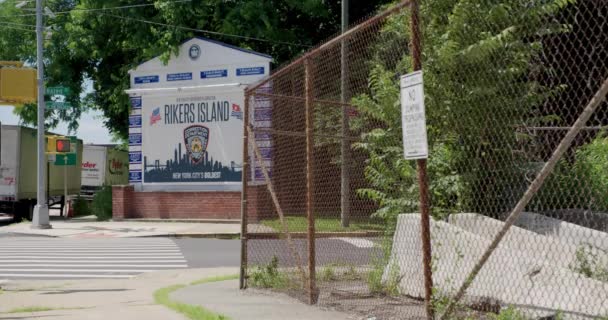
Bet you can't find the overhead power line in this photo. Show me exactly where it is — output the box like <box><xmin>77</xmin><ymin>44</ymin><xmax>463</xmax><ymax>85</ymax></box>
<box><xmin>0</xmin><ymin>0</ymin><xmax>310</xmax><ymax>48</ymax></box>
<box><xmin>0</xmin><ymin>21</ymin><xmax>34</xmax><ymax>28</ymax></box>
<box><xmin>0</xmin><ymin>24</ymin><xmax>35</xmax><ymax>32</ymax></box>
<box><xmin>99</xmin><ymin>12</ymin><xmax>311</xmax><ymax>48</ymax></box>
<box><xmin>0</xmin><ymin>0</ymin><xmax>192</xmax><ymax>18</ymax></box>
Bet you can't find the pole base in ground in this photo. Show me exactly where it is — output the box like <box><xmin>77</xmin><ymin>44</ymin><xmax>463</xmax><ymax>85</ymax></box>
<box><xmin>31</xmin><ymin>204</ymin><xmax>52</xmax><ymax>229</ymax></box>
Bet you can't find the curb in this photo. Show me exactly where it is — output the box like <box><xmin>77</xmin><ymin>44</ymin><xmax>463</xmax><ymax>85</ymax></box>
<box><xmin>119</xmin><ymin>218</ymin><xmax>240</xmax><ymax>224</ymax></box>
<box><xmin>140</xmin><ymin>233</ymin><xmax>240</xmax><ymax>239</ymax></box>
<box><xmin>1</xmin><ymin>232</ymin><xmax>58</xmax><ymax>238</ymax></box>
<box><xmin>248</xmin><ymin>231</ymin><xmax>383</xmax><ymax>239</ymax></box>
<box><xmin>1</xmin><ymin>231</ymin><xmax>240</xmax><ymax>239</ymax></box>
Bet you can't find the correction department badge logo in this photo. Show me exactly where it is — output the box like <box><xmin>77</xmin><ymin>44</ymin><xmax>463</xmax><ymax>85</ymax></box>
<box><xmin>184</xmin><ymin>125</ymin><xmax>209</xmax><ymax>164</ymax></box>
<box><xmin>189</xmin><ymin>44</ymin><xmax>201</xmax><ymax>60</ymax></box>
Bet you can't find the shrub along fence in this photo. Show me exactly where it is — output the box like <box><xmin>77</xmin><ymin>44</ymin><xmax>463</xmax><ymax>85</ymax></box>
<box><xmin>240</xmin><ymin>0</ymin><xmax>608</xmax><ymax>319</ymax></box>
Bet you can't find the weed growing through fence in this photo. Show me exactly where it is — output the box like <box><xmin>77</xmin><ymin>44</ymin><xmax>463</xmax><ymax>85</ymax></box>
<box><xmin>490</xmin><ymin>306</ymin><xmax>526</xmax><ymax>320</ymax></box>
<box><xmin>260</xmin><ymin>217</ymin><xmax>383</xmax><ymax>233</ymax></box>
<box><xmin>318</xmin><ymin>264</ymin><xmax>363</xmax><ymax>282</ymax></box>
<box><xmin>320</xmin><ymin>265</ymin><xmax>337</xmax><ymax>282</ymax></box>
<box><xmin>248</xmin><ymin>256</ymin><xmax>293</xmax><ymax>289</ymax></box>
<box><xmin>368</xmin><ymin>261</ymin><xmax>400</xmax><ymax>297</ymax></box>
<box><xmin>569</xmin><ymin>244</ymin><xmax>608</xmax><ymax>282</ymax></box>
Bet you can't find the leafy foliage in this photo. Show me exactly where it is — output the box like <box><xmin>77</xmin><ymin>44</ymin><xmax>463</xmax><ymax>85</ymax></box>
<box><xmin>71</xmin><ymin>196</ymin><xmax>91</xmax><ymax>217</ymax></box>
<box><xmin>532</xmin><ymin>132</ymin><xmax>608</xmax><ymax>211</ymax></box>
<box><xmin>248</xmin><ymin>256</ymin><xmax>292</xmax><ymax>289</ymax></box>
<box><xmin>91</xmin><ymin>185</ymin><xmax>112</xmax><ymax>221</ymax></box>
<box><xmin>0</xmin><ymin>0</ymin><xmax>392</xmax><ymax>137</ymax></box>
<box><xmin>569</xmin><ymin>243</ymin><xmax>608</xmax><ymax>282</ymax></box>
<box><xmin>352</xmin><ymin>0</ymin><xmax>576</xmax><ymax>227</ymax></box>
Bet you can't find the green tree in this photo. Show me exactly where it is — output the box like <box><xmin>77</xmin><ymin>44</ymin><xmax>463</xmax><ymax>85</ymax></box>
<box><xmin>353</xmin><ymin>0</ymin><xmax>576</xmax><ymax>224</ymax></box>
<box><xmin>0</xmin><ymin>0</ymin><xmax>392</xmax><ymax>137</ymax></box>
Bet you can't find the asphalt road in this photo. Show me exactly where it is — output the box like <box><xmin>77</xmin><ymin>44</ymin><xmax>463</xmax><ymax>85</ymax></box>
<box><xmin>0</xmin><ymin>236</ymin><xmax>378</xmax><ymax>280</ymax></box>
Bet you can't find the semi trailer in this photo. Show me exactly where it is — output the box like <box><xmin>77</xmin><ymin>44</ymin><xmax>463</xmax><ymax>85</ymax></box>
<box><xmin>0</xmin><ymin>124</ymin><xmax>83</xmax><ymax>221</ymax></box>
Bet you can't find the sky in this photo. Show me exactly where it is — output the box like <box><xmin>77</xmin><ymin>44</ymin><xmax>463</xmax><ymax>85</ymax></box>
<box><xmin>0</xmin><ymin>106</ymin><xmax>114</xmax><ymax>144</ymax></box>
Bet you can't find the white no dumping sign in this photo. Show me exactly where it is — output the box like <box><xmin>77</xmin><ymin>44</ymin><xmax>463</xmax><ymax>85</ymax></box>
<box><xmin>400</xmin><ymin>70</ymin><xmax>428</xmax><ymax>160</ymax></box>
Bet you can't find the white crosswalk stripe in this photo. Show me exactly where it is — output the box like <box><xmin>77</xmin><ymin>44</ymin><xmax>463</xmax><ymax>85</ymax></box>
<box><xmin>0</xmin><ymin>238</ymin><xmax>188</xmax><ymax>279</ymax></box>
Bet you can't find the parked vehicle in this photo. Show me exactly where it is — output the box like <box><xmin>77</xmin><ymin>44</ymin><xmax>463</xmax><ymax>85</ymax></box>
<box><xmin>0</xmin><ymin>124</ymin><xmax>83</xmax><ymax>220</ymax></box>
<box><xmin>81</xmin><ymin>144</ymin><xmax>128</xmax><ymax>197</ymax></box>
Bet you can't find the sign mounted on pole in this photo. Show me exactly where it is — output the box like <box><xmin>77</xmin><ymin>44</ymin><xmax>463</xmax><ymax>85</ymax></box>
<box><xmin>45</xmin><ymin>86</ymin><xmax>71</xmax><ymax>110</ymax></box>
<box><xmin>400</xmin><ymin>70</ymin><xmax>428</xmax><ymax>160</ymax></box>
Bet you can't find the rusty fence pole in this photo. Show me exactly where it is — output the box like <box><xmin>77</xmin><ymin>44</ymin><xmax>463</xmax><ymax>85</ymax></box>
<box><xmin>304</xmin><ymin>58</ymin><xmax>317</xmax><ymax>305</ymax></box>
<box><xmin>239</xmin><ymin>92</ymin><xmax>250</xmax><ymax>290</ymax></box>
<box><xmin>410</xmin><ymin>0</ymin><xmax>434</xmax><ymax>319</ymax></box>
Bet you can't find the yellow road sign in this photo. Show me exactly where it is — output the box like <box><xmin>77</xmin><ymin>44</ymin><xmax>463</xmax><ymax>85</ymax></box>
<box><xmin>0</xmin><ymin>63</ymin><xmax>37</xmax><ymax>105</ymax></box>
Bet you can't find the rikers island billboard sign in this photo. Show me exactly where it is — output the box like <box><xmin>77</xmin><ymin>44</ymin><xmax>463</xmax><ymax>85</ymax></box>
<box><xmin>135</xmin><ymin>90</ymin><xmax>244</xmax><ymax>184</ymax></box>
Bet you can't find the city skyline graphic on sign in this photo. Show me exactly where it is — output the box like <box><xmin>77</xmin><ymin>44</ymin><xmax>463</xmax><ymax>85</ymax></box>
<box><xmin>143</xmin><ymin>142</ymin><xmax>241</xmax><ymax>183</ymax></box>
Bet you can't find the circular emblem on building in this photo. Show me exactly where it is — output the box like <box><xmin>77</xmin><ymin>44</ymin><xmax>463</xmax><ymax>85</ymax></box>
<box><xmin>189</xmin><ymin>44</ymin><xmax>201</xmax><ymax>60</ymax></box>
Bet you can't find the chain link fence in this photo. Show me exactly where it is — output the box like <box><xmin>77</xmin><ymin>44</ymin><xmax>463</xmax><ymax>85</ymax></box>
<box><xmin>241</xmin><ymin>0</ymin><xmax>608</xmax><ymax>319</ymax></box>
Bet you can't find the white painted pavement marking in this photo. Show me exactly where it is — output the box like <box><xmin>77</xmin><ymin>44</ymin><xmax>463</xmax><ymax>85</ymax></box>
<box><xmin>336</xmin><ymin>237</ymin><xmax>376</xmax><ymax>248</ymax></box>
<box><xmin>0</xmin><ymin>269</ymin><xmax>179</xmax><ymax>272</ymax></box>
<box><xmin>0</xmin><ymin>255</ymin><xmax>185</xmax><ymax>258</ymax></box>
<box><xmin>0</xmin><ymin>260</ymin><xmax>187</xmax><ymax>263</ymax></box>
<box><xmin>0</xmin><ymin>274</ymin><xmax>135</xmax><ymax>279</ymax></box>
<box><xmin>0</xmin><ymin>238</ymin><xmax>189</xmax><ymax>279</ymax></box>
<box><xmin>0</xmin><ymin>264</ymin><xmax>188</xmax><ymax>268</ymax></box>
<box><xmin>0</xmin><ymin>249</ymin><xmax>181</xmax><ymax>252</ymax></box>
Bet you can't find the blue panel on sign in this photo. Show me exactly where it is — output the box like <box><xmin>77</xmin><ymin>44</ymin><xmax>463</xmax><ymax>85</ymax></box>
<box><xmin>128</xmin><ymin>133</ymin><xmax>142</xmax><ymax>146</ymax></box>
<box><xmin>236</xmin><ymin>67</ymin><xmax>265</xmax><ymax>76</ymax></box>
<box><xmin>129</xmin><ymin>151</ymin><xmax>142</xmax><ymax>164</ymax></box>
<box><xmin>129</xmin><ymin>171</ymin><xmax>142</xmax><ymax>182</ymax></box>
<box><xmin>167</xmin><ymin>72</ymin><xmax>193</xmax><ymax>81</ymax></box>
<box><xmin>254</xmin><ymin>108</ymin><xmax>272</xmax><ymax>121</ymax></box>
<box><xmin>134</xmin><ymin>75</ymin><xmax>159</xmax><ymax>84</ymax></box>
<box><xmin>130</xmin><ymin>97</ymin><xmax>142</xmax><ymax>109</ymax></box>
<box><xmin>200</xmin><ymin>69</ymin><xmax>228</xmax><ymax>79</ymax></box>
<box><xmin>254</xmin><ymin>167</ymin><xmax>272</xmax><ymax>180</ymax></box>
<box><xmin>129</xmin><ymin>115</ymin><xmax>142</xmax><ymax>128</ymax></box>
<box><xmin>259</xmin><ymin>147</ymin><xmax>273</xmax><ymax>160</ymax></box>
<box><xmin>254</xmin><ymin>132</ymin><xmax>272</xmax><ymax>141</ymax></box>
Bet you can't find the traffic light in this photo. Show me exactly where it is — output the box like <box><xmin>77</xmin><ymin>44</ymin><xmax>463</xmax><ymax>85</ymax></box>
<box><xmin>46</xmin><ymin>136</ymin><xmax>71</xmax><ymax>154</ymax></box>
<box><xmin>56</xmin><ymin>139</ymin><xmax>70</xmax><ymax>153</ymax></box>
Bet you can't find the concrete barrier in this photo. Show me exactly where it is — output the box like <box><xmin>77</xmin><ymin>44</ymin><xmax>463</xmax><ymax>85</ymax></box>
<box><xmin>385</xmin><ymin>214</ymin><xmax>608</xmax><ymax>319</ymax></box>
<box><xmin>516</xmin><ymin>212</ymin><xmax>608</xmax><ymax>252</ymax></box>
<box><xmin>448</xmin><ymin>213</ymin><xmax>608</xmax><ymax>270</ymax></box>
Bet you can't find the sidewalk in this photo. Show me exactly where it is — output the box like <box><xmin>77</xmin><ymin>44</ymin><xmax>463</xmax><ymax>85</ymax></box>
<box><xmin>0</xmin><ymin>268</ymin><xmax>235</xmax><ymax>320</ymax></box>
<box><xmin>0</xmin><ymin>217</ymin><xmax>272</xmax><ymax>238</ymax></box>
<box><xmin>171</xmin><ymin>279</ymin><xmax>355</xmax><ymax>320</ymax></box>
<box><xmin>0</xmin><ymin>268</ymin><xmax>355</xmax><ymax>320</ymax></box>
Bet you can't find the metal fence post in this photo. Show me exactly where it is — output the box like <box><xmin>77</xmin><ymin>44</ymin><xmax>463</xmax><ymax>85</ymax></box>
<box><xmin>304</xmin><ymin>58</ymin><xmax>317</xmax><ymax>305</ymax></box>
<box><xmin>240</xmin><ymin>92</ymin><xmax>250</xmax><ymax>290</ymax></box>
<box><xmin>410</xmin><ymin>0</ymin><xmax>434</xmax><ymax>319</ymax></box>
<box><xmin>340</xmin><ymin>0</ymin><xmax>351</xmax><ymax>228</ymax></box>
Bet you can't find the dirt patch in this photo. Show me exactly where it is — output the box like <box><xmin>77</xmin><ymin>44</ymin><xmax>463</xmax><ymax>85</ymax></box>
<box><xmin>317</xmin><ymin>281</ymin><xmax>427</xmax><ymax>320</ymax></box>
<box><xmin>256</xmin><ymin>279</ymin><xmax>494</xmax><ymax>320</ymax></box>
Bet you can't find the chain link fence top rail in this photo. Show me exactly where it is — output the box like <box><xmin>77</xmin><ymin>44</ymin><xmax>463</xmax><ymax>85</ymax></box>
<box><xmin>241</xmin><ymin>0</ymin><xmax>608</xmax><ymax>319</ymax></box>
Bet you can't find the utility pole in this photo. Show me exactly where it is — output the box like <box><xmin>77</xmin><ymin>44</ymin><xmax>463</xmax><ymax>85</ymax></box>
<box><xmin>31</xmin><ymin>0</ymin><xmax>51</xmax><ymax>229</ymax></box>
<box><xmin>340</xmin><ymin>0</ymin><xmax>351</xmax><ymax>227</ymax></box>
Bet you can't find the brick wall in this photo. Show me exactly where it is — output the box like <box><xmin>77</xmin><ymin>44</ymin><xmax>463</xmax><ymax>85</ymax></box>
<box><xmin>112</xmin><ymin>185</ymin><xmax>272</xmax><ymax>221</ymax></box>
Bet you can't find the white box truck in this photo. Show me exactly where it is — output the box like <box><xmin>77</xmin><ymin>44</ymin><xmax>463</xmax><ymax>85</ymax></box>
<box><xmin>0</xmin><ymin>124</ymin><xmax>83</xmax><ymax>221</ymax></box>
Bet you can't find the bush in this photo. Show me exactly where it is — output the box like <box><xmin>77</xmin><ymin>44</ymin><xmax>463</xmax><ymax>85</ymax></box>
<box><xmin>532</xmin><ymin>133</ymin><xmax>608</xmax><ymax>212</ymax></box>
<box><xmin>71</xmin><ymin>196</ymin><xmax>90</xmax><ymax>217</ymax></box>
<box><xmin>91</xmin><ymin>185</ymin><xmax>112</xmax><ymax>221</ymax></box>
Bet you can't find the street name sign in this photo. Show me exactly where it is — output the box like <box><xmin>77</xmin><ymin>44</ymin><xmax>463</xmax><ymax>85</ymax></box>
<box><xmin>45</xmin><ymin>86</ymin><xmax>71</xmax><ymax>110</ymax></box>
